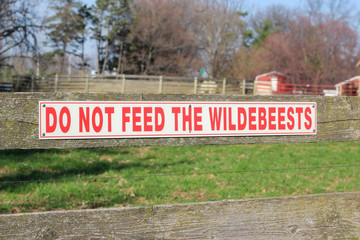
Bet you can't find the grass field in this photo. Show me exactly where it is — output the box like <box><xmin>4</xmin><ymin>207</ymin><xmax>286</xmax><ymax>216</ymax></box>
<box><xmin>0</xmin><ymin>142</ymin><xmax>359</xmax><ymax>214</ymax></box>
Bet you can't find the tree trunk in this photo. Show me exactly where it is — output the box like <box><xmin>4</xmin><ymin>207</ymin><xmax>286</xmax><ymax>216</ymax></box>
<box><xmin>117</xmin><ymin>41</ymin><xmax>124</xmax><ymax>74</ymax></box>
<box><xmin>60</xmin><ymin>42</ymin><xmax>67</xmax><ymax>75</ymax></box>
<box><xmin>96</xmin><ymin>39</ymin><xmax>101</xmax><ymax>74</ymax></box>
<box><xmin>144</xmin><ymin>50</ymin><xmax>152</xmax><ymax>75</ymax></box>
<box><xmin>81</xmin><ymin>32</ymin><xmax>85</xmax><ymax>75</ymax></box>
<box><xmin>102</xmin><ymin>37</ymin><xmax>109</xmax><ymax>74</ymax></box>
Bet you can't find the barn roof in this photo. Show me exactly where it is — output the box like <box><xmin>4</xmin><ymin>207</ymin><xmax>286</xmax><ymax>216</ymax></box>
<box><xmin>335</xmin><ymin>76</ymin><xmax>360</xmax><ymax>87</ymax></box>
<box><xmin>255</xmin><ymin>71</ymin><xmax>286</xmax><ymax>81</ymax></box>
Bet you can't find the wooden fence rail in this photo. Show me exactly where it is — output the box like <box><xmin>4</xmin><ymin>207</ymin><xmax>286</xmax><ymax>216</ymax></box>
<box><xmin>1</xmin><ymin>92</ymin><xmax>359</xmax><ymax>150</ymax></box>
<box><xmin>1</xmin><ymin>191</ymin><xmax>360</xmax><ymax>239</ymax></box>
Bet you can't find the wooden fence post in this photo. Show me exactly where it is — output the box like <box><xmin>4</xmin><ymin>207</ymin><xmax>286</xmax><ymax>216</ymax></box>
<box><xmin>9</xmin><ymin>74</ymin><xmax>13</xmax><ymax>90</ymax></box>
<box><xmin>253</xmin><ymin>81</ymin><xmax>257</xmax><ymax>95</ymax></box>
<box><xmin>55</xmin><ymin>74</ymin><xmax>59</xmax><ymax>92</ymax></box>
<box><xmin>194</xmin><ymin>77</ymin><xmax>198</xmax><ymax>94</ymax></box>
<box><xmin>242</xmin><ymin>79</ymin><xmax>246</xmax><ymax>95</ymax></box>
<box><xmin>15</xmin><ymin>75</ymin><xmax>20</xmax><ymax>91</ymax></box>
<box><xmin>339</xmin><ymin>84</ymin><xmax>343</xmax><ymax>96</ymax></box>
<box><xmin>85</xmin><ymin>74</ymin><xmax>90</xmax><ymax>93</ymax></box>
<box><xmin>159</xmin><ymin>76</ymin><xmax>163</xmax><ymax>94</ymax></box>
<box><xmin>122</xmin><ymin>74</ymin><xmax>126</xmax><ymax>93</ymax></box>
<box><xmin>31</xmin><ymin>75</ymin><xmax>34</xmax><ymax>92</ymax></box>
<box><xmin>222</xmin><ymin>78</ymin><xmax>226</xmax><ymax>94</ymax></box>
<box><xmin>115</xmin><ymin>74</ymin><xmax>119</xmax><ymax>91</ymax></box>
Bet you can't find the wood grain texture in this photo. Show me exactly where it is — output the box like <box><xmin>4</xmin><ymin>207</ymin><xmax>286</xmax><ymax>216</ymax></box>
<box><xmin>1</xmin><ymin>192</ymin><xmax>360</xmax><ymax>239</ymax></box>
<box><xmin>1</xmin><ymin>92</ymin><xmax>360</xmax><ymax>150</ymax></box>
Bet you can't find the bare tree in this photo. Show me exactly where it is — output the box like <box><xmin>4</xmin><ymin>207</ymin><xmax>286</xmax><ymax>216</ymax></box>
<box><xmin>250</xmin><ymin>4</ymin><xmax>294</xmax><ymax>34</ymax></box>
<box><xmin>251</xmin><ymin>14</ymin><xmax>360</xmax><ymax>85</ymax></box>
<box><xmin>304</xmin><ymin>0</ymin><xmax>324</xmax><ymax>16</ymax></box>
<box><xmin>194</xmin><ymin>0</ymin><xmax>246</xmax><ymax>78</ymax></box>
<box><xmin>128</xmin><ymin>0</ymin><xmax>200</xmax><ymax>75</ymax></box>
<box><xmin>0</xmin><ymin>0</ymin><xmax>37</xmax><ymax>71</ymax></box>
<box><xmin>303</xmin><ymin>0</ymin><xmax>360</xmax><ymax>25</ymax></box>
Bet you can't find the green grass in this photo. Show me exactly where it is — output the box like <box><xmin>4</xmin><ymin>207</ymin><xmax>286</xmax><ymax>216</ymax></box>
<box><xmin>0</xmin><ymin>142</ymin><xmax>359</xmax><ymax>213</ymax></box>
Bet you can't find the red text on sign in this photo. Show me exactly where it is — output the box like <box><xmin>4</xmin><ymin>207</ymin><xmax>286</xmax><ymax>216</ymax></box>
<box><xmin>46</xmin><ymin>107</ymin><xmax>71</xmax><ymax>133</ymax></box>
<box><xmin>121</xmin><ymin>107</ymin><xmax>165</xmax><ymax>132</ymax></box>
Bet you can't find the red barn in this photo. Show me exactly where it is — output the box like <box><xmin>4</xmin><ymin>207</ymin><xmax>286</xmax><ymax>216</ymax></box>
<box><xmin>254</xmin><ymin>71</ymin><xmax>293</xmax><ymax>95</ymax></box>
<box><xmin>335</xmin><ymin>76</ymin><xmax>359</xmax><ymax>96</ymax></box>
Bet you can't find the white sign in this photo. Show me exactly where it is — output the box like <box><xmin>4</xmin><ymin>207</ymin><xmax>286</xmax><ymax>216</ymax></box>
<box><xmin>39</xmin><ymin>101</ymin><xmax>317</xmax><ymax>139</ymax></box>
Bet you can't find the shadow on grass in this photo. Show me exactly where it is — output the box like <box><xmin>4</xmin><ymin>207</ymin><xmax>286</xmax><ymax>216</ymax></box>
<box><xmin>0</xmin><ymin>148</ymin><xmax>131</xmax><ymax>163</ymax></box>
<box><xmin>0</xmin><ymin>148</ymin><xmax>191</xmax><ymax>190</ymax></box>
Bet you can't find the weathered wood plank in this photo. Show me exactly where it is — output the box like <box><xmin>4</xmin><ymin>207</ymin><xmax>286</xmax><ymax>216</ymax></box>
<box><xmin>1</xmin><ymin>192</ymin><xmax>360</xmax><ymax>239</ymax></box>
<box><xmin>1</xmin><ymin>92</ymin><xmax>359</xmax><ymax>150</ymax></box>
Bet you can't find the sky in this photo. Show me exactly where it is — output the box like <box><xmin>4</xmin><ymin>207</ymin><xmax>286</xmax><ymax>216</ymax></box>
<box><xmin>244</xmin><ymin>0</ymin><xmax>302</xmax><ymax>9</ymax></box>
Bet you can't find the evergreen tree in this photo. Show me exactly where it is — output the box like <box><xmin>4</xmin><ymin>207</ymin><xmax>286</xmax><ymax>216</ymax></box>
<box><xmin>76</xmin><ymin>4</ymin><xmax>92</xmax><ymax>74</ymax></box>
<box><xmin>45</xmin><ymin>0</ymin><xmax>83</xmax><ymax>74</ymax></box>
<box><xmin>246</xmin><ymin>19</ymin><xmax>277</xmax><ymax>48</ymax></box>
<box><xmin>91</xmin><ymin>0</ymin><xmax>133</xmax><ymax>74</ymax></box>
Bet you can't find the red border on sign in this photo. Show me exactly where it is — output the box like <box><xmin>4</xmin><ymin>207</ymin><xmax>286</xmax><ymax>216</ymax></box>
<box><xmin>39</xmin><ymin>101</ymin><xmax>317</xmax><ymax>139</ymax></box>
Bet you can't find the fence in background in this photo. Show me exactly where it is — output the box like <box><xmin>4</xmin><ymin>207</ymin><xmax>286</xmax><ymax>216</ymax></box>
<box><xmin>255</xmin><ymin>80</ymin><xmax>359</xmax><ymax>96</ymax></box>
<box><xmin>255</xmin><ymin>81</ymin><xmax>337</xmax><ymax>96</ymax></box>
<box><xmin>1</xmin><ymin>74</ymin><xmax>359</xmax><ymax>96</ymax></box>
<box><xmin>0</xmin><ymin>74</ymin><xmax>254</xmax><ymax>95</ymax></box>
